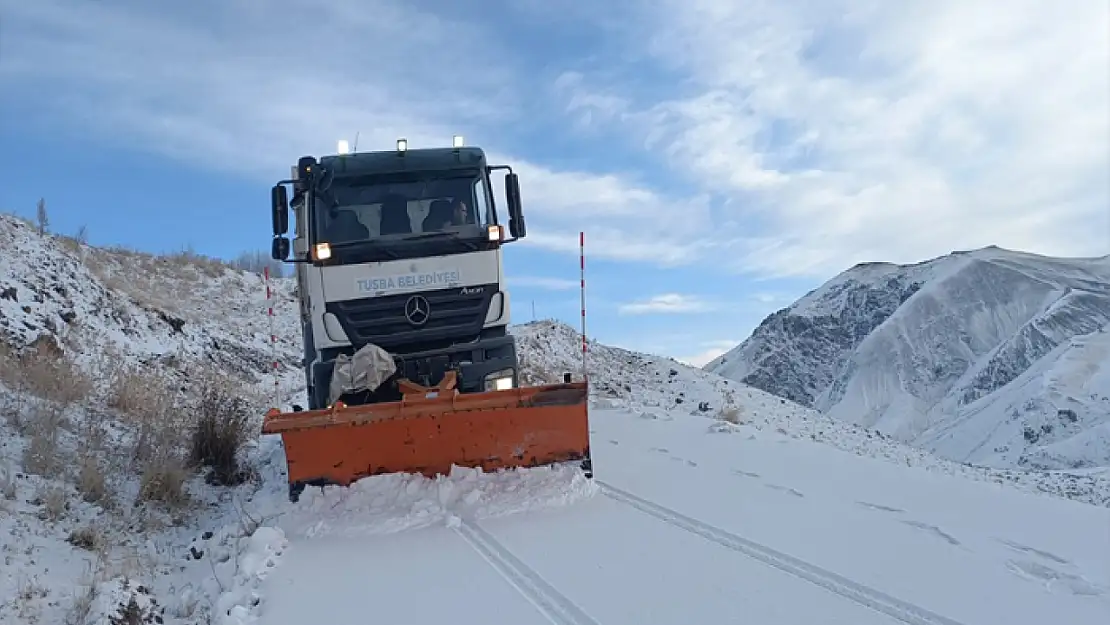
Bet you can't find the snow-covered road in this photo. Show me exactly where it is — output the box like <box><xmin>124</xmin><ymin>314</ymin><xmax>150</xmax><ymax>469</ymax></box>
<box><xmin>249</xmin><ymin>404</ymin><xmax>1110</xmax><ymax>625</ymax></box>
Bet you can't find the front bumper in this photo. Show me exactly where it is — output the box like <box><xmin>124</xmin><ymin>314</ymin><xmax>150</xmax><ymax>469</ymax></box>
<box><xmin>392</xmin><ymin>335</ymin><xmax>518</xmax><ymax>392</ymax></box>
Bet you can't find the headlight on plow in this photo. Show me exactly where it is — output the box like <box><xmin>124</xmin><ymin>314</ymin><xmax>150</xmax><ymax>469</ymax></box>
<box><xmin>483</xmin><ymin>368</ymin><xmax>515</xmax><ymax>391</ymax></box>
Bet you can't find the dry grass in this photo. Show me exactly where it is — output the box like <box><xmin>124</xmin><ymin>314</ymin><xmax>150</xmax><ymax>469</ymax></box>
<box><xmin>1</xmin><ymin>342</ymin><xmax>93</xmax><ymax>490</ymax></box>
<box><xmin>715</xmin><ymin>387</ymin><xmax>744</xmax><ymax>424</ymax></box>
<box><xmin>104</xmin><ymin>362</ymin><xmax>178</xmax><ymax>427</ymax></box>
<box><xmin>22</xmin><ymin>418</ymin><xmax>63</xmax><ymax>478</ymax></box>
<box><xmin>17</xmin><ymin>338</ymin><xmax>94</xmax><ymax>407</ymax></box>
<box><xmin>67</xmin><ymin>525</ymin><xmax>105</xmax><ymax>552</ymax></box>
<box><xmin>102</xmin><ymin>362</ymin><xmax>194</xmax><ymax>508</ymax></box>
<box><xmin>188</xmin><ymin>374</ymin><xmax>252</xmax><ymax>486</ymax></box>
<box><xmin>63</xmin><ymin>547</ymin><xmax>122</xmax><ymax>625</ymax></box>
<box><xmin>36</xmin><ymin>483</ymin><xmax>68</xmax><ymax>522</ymax></box>
<box><xmin>102</xmin><ymin>360</ymin><xmax>258</xmax><ymax>506</ymax></box>
<box><xmin>83</xmin><ymin>243</ymin><xmax>236</xmax><ymax>316</ymax></box>
<box><xmin>716</xmin><ymin>406</ymin><xmax>743</xmax><ymax>425</ymax></box>
<box><xmin>0</xmin><ymin>465</ymin><xmax>16</xmax><ymax>500</ymax></box>
<box><xmin>0</xmin><ymin>221</ymin><xmax>284</xmax><ymax>623</ymax></box>
<box><xmin>3</xmin><ymin>336</ymin><xmax>261</xmax><ymax>513</ymax></box>
<box><xmin>56</xmin><ymin>226</ymin><xmax>89</xmax><ymax>258</ymax></box>
<box><xmin>1</xmin><ymin>339</ymin><xmax>91</xmax><ymax>436</ymax></box>
<box><xmin>66</xmin><ymin>583</ymin><xmax>97</xmax><ymax>625</ymax></box>
<box><xmin>137</xmin><ymin>455</ymin><xmax>190</xmax><ymax>509</ymax></box>
<box><xmin>0</xmin><ymin>222</ymin><xmax>272</xmax><ymax>520</ymax></box>
<box><xmin>1</xmin><ymin>339</ymin><xmax>190</xmax><ymax>508</ymax></box>
<box><xmin>0</xmin><ymin>342</ymin><xmax>21</xmax><ymax>390</ymax></box>
<box><xmin>13</xmin><ymin>576</ymin><xmax>50</xmax><ymax>621</ymax></box>
<box><xmin>77</xmin><ymin>456</ymin><xmax>109</xmax><ymax>505</ymax></box>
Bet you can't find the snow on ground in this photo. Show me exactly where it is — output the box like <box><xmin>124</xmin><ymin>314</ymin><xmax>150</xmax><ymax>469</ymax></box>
<box><xmin>515</xmin><ymin>320</ymin><xmax>1110</xmax><ymax>508</ymax></box>
<box><xmin>232</xmin><ymin>322</ymin><xmax>1110</xmax><ymax>624</ymax></box>
<box><xmin>247</xmin><ymin>401</ymin><xmax>1110</xmax><ymax>625</ymax></box>
<box><xmin>2</xmin><ymin>215</ymin><xmax>1109</xmax><ymax>624</ymax></box>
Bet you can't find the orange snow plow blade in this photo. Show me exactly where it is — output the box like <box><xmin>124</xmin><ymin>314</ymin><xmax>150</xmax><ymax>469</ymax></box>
<box><xmin>261</xmin><ymin>372</ymin><xmax>592</xmax><ymax>501</ymax></box>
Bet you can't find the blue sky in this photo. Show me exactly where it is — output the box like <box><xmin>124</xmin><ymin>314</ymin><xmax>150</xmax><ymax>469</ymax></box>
<box><xmin>1</xmin><ymin>0</ymin><xmax>1106</xmax><ymax>366</ymax></box>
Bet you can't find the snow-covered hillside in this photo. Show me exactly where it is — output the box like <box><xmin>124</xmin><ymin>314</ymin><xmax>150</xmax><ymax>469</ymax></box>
<box><xmin>707</xmin><ymin>246</ymin><xmax>1110</xmax><ymax>471</ymax></box>
<box><xmin>0</xmin><ymin>214</ymin><xmax>304</xmax><ymax>384</ymax></box>
<box><xmin>0</xmin><ymin>213</ymin><xmax>306</xmax><ymax>625</ymax></box>
<box><xmin>1</xmin><ymin>216</ymin><xmax>1108</xmax><ymax>624</ymax></box>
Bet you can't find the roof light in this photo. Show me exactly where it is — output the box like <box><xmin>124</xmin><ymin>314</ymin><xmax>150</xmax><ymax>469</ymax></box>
<box><xmin>452</xmin><ymin>135</ymin><xmax>464</xmax><ymax>148</ymax></box>
<box><xmin>337</xmin><ymin>139</ymin><xmax>350</xmax><ymax>155</ymax></box>
<box><xmin>397</xmin><ymin>138</ymin><xmax>408</xmax><ymax>152</ymax></box>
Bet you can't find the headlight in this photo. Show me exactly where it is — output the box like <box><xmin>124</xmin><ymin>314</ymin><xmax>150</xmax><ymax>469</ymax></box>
<box><xmin>484</xmin><ymin>368</ymin><xmax>515</xmax><ymax>391</ymax></box>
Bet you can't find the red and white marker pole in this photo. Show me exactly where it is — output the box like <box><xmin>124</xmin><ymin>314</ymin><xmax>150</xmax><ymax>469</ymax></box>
<box><xmin>579</xmin><ymin>231</ymin><xmax>588</xmax><ymax>385</ymax></box>
<box><xmin>264</xmin><ymin>266</ymin><xmax>280</xmax><ymax>408</ymax></box>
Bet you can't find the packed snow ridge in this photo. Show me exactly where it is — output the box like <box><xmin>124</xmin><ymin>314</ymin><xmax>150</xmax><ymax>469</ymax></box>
<box><xmin>0</xmin><ymin>214</ymin><xmax>1107</xmax><ymax>625</ymax></box>
<box><xmin>707</xmin><ymin>246</ymin><xmax>1110</xmax><ymax>472</ymax></box>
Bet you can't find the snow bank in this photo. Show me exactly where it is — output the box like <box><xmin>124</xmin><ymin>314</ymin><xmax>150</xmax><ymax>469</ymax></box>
<box><xmin>197</xmin><ymin>463</ymin><xmax>596</xmax><ymax>624</ymax></box>
<box><xmin>285</xmin><ymin>464</ymin><xmax>598</xmax><ymax>540</ymax></box>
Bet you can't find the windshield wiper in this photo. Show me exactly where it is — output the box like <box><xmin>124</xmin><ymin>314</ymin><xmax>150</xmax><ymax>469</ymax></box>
<box><xmin>400</xmin><ymin>231</ymin><xmax>460</xmax><ymax>242</ymax></box>
<box><xmin>324</xmin><ymin>232</ymin><xmax>457</xmax><ymax>248</ymax></box>
<box><xmin>314</xmin><ymin>231</ymin><xmax>479</xmax><ymax>262</ymax></box>
<box><xmin>325</xmin><ymin>241</ymin><xmax>372</xmax><ymax>250</ymax></box>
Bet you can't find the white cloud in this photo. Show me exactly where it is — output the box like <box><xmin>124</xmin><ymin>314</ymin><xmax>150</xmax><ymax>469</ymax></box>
<box><xmin>675</xmin><ymin>339</ymin><xmax>740</xmax><ymax>368</ymax></box>
<box><xmin>2</xmin><ymin>0</ymin><xmax>707</xmax><ymax>266</ymax></box>
<box><xmin>2</xmin><ymin>1</ymin><xmax>515</xmax><ymax>176</ymax></box>
<box><xmin>8</xmin><ymin>0</ymin><xmax>1105</xmax><ymax>282</ymax></box>
<box><xmin>488</xmin><ymin>161</ymin><xmax>713</xmax><ymax>264</ymax></box>
<box><xmin>618</xmin><ymin>294</ymin><xmax>715</xmax><ymax>315</ymax></box>
<box><xmin>556</xmin><ymin>0</ymin><xmax>1110</xmax><ymax>277</ymax></box>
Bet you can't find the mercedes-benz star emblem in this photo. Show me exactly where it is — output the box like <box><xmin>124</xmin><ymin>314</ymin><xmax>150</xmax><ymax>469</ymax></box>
<box><xmin>404</xmin><ymin>295</ymin><xmax>430</xmax><ymax>326</ymax></box>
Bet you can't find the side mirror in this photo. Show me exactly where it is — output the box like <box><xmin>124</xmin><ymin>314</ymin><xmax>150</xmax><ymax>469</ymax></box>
<box><xmin>271</xmin><ymin>185</ymin><xmax>289</xmax><ymax>235</ymax></box>
<box><xmin>271</xmin><ymin>236</ymin><xmax>290</xmax><ymax>261</ymax></box>
<box><xmin>505</xmin><ymin>173</ymin><xmax>526</xmax><ymax>238</ymax></box>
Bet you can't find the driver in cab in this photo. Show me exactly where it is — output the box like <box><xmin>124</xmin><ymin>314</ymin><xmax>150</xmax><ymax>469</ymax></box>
<box><xmin>422</xmin><ymin>198</ymin><xmax>473</xmax><ymax>232</ymax></box>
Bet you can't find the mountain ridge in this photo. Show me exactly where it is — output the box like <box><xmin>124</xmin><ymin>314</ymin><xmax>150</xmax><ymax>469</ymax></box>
<box><xmin>707</xmin><ymin>245</ymin><xmax>1110</xmax><ymax>470</ymax></box>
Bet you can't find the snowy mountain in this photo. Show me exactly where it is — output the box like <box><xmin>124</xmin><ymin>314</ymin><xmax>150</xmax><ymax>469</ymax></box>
<box><xmin>706</xmin><ymin>246</ymin><xmax>1110</xmax><ymax>471</ymax></box>
<box><xmin>2</xmin><ymin>215</ymin><xmax>1108</xmax><ymax>625</ymax></box>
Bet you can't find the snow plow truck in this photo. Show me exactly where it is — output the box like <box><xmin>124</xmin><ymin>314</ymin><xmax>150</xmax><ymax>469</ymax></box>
<box><xmin>262</xmin><ymin>137</ymin><xmax>593</xmax><ymax>501</ymax></box>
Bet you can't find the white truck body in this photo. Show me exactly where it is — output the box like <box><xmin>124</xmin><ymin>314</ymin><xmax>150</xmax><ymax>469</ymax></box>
<box><xmin>272</xmin><ymin>142</ymin><xmax>528</xmax><ymax>410</ymax></box>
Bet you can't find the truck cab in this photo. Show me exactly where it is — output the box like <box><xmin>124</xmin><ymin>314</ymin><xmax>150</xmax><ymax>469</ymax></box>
<box><xmin>270</xmin><ymin>137</ymin><xmax>528</xmax><ymax>411</ymax></box>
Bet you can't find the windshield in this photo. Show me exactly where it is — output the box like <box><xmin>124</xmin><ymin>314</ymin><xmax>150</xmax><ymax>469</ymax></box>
<box><xmin>311</xmin><ymin>170</ymin><xmax>493</xmax><ymax>246</ymax></box>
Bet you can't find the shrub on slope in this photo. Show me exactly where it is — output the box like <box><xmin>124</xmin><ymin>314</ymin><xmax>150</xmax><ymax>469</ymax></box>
<box><xmin>0</xmin><ymin>213</ymin><xmax>303</xmax><ymax>624</ymax></box>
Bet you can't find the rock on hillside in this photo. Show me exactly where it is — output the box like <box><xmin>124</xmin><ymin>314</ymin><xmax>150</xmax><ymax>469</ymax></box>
<box><xmin>706</xmin><ymin>246</ymin><xmax>1110</xmax><ymax>471</ymax></box>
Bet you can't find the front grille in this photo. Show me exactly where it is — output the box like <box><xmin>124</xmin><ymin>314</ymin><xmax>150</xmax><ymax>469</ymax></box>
<box><xmin>326</xmin><ymin>284</ymin><xmax>498</xmax><ymax>351</ymax></box>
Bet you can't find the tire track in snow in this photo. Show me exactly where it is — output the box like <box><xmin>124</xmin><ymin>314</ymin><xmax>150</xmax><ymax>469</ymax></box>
<box><xmin>451</xmin><ymin>516</ymin><xmax>602</xmax><ymax>625</ymax></box>
<box><xmin>597</xmin><ymin>481</ymin><xmax>968</xmax><ymax>625</ymax></box>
